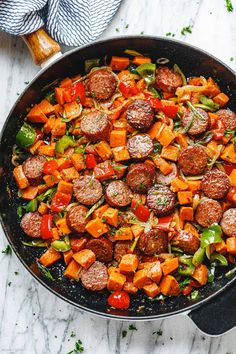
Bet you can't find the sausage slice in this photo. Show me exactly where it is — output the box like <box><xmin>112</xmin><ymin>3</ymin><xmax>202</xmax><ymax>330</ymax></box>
<box><xmin>172</xmin><ymin>230</ymin><xmax>200</xmax><ymax>255</ymax></box>
<box><xmin>22</xmin><ymin>155</ymin><xmax>46</xmax><ymax>186</ymax></box>
<box><xmin>80</xmin><ymin>110</ymin><xmax>111</xmax><ymax>141</ymax></box>
<box><xmin>105</xmin><ymin>180</ymin><xmax>132</xmax><ymax>207</ymax></box>
<box><xmin>147</xmin><ymin>184</ymin><xmax>176</xmax><ymax>216</ymax></box>
<box><xmin>138</xmin><ymin>229</ymin><xmax>168</xmax><ymax>255</ymax></box>
<box><xmin>81</xmin><ymin>261</ymin><xmax>108</xmax><ymax>291</ymax></box>
<box><xmin>216</xmin><ymin>109</ymin><xmax>236</xmax><ymax>130</ymax></box>
<box><xmin>195</xmin><ymin>198</ymin><xmax>222</xmax><ymax>228</ymax></box>
<box><xmin>201</xmin><ymin>170</ymin><xmax>231</xmax><ymax>199</ymax></box>
<box><xmin>127</xmin><ymin>134</ymin><xmax>154</xmax><ymax>160</ymax></box>
<box><xmin>182</xmin><ymin>108</ymin><xmax>209</xmax><ymax>135</ymax></box>
<box><xmin>156</xmin><ymin>66</ymin><xmax>183</xmax><ymax>93</ymax></box>
<box><xmin>126</xmin><ymin>100</ymin><xmax>155</xmax><ymax>131</ymax></box>
<box><xmin>86</xmin><ymin>238</ymin><xmax>113</xmax><ymax>263</ymax></box>
<box><xmin>178</xmin><ymin>145</ymin><xmax>208</xmax><ymax>175</ymax></box>
<box><xmin>220</xmin><ymin>208</ymin><xmax>236</xmax><ymax>237</ymax></box>
<box><xmin>86</xmin><ymin>69</ymin><xmax>117</xmax><ymax>100</ymax></box>
<box><xmin>20</xmin><ymin>212</ymin><xmax>42</xmax><ymax>238</ymax></box>
<box><xmin>66</xmin><ymin>205</ymin><xmax>90</xmax><ymax>233</ymax></box>
<box><xmin>126</xmin><ymin>163</ymin><xmax>156</xmax><ymax>192</ymax></box>
<box><xmin>73</xmin><ymin>176</ymin><xmax>103</xmax><ymax>205</ymax></box>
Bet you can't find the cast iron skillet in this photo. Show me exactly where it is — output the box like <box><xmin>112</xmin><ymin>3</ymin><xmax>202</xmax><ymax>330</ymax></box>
<box><xmin>0</xmin><ymin>32</ymin><xmax>236</xmax><ymax>336</ymax></box>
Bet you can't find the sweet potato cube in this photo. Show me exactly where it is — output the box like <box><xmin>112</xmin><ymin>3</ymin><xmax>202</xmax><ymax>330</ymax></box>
<box><xmin>27</xmin><ymin>104</ymin><xmax>48</xmax><ymax>123</ymax></box>
<box><xmin>226</xmin><ymin>237</ymin><xmax>236</xmax><ymax>255</ymax></box>
<box><xmin>102</xmin><ymin>207</ymin><xmax>118</xmax><ymax>227</ymax></box>
<box><xmin>92</xmin><ymin>204</ymin><xmax>109</xmax><ymax>218</ymax></box>
<box><xmin>110</xmin><ymin>130</ymin><xmax>127</xmax><ymax>147</ymax></box>
<box><xmin>192</xmin><ymin>264</ymin><xmax>208</xmax><ymax>286</ymax></box>
<box><xmin>63</xmin><ymin>249</ymin><xmax>74</xmax><ymax>266</ymax></box>
<box><xmin>214</xmin><ymin>240</ymin><xmax>227</xmax><ymax>254</ymax></box>
<box><xmin>73</xmin><ymin>249</ymin><xmax>96</xmax><ymax>269</ymax></box>
<box><xmin>133</xmin><ymin>269</ymin><xmax>152</xmax><ymax>288</ymax></box>
<box><xmin>119</xmin><ymin>254</ymin><xmax>139</xmax><ymax>274</ymax></box>
<box><xmin>95</xmin><ymin>141</ymin><xmax>112</xmax><ymax>160</ymax></box>
<box><xmin>147</xmin><ymin>261</ymin><xmax>162</xmax><ymax>284</ymax></box>
<box><xmin>38</xmin><ymin>144</ymin><xmax>55</xmax><ymax>157</ymax></box>
<box><xmin>112</xmin><ymin>146</ymin><xmax>130</xmax><ymax>162</ymax></box>
<box><xmin>85</xmin><ymin>217</ymin><xmax>109</xmax><ymax>238</ymax></box>
<box><xmin>39</xmin><ymin>247</ymin><xmax>61</xmax><ymax>267</ymax></box>
<box><xmin>13</xmin><ymin>165</ymin><xmax>29</xmax><ymax>190</ymax></box>
<box><xmin>57</xmin><ymin>180</ymin><xmax>73</xmax><ymax>195</ymax></box>
<box><xmin>61</xmin><ymin>167</ymin><xmax>80</xmax><ymax>181</ymax></box>
<box><xmin>186</xmin><ymin>181</ymin><xmax>201</xmax><ymax>192</ymax></box>
<box><xmin>64</xmin><ymin>259</ymin><xmax>82</xmax><ymax>281</ymax></box>
<box><xmin>70</xmin><ymin>153</ymin><xmax>85</xmax><ymax>171</ymax></box>
<box><xmin>153</xmin><ymin>155</ymin><xmax>173</xmax><ymax>175</ymax></box>
<box><xmin>180</xmin><ymin>206</ymin><xmax>194</xmax><ymax>221</ymax></box>
<box><xmin>158</xmin><ymin>125</ymin><xmax>175</xmax><ymax>147</ymax></box>
<box><xmin>114</xmin><ymin>227</ymin><xmax>133</xmax><ymax>241</ymax></box>
<box><xmin>161</xmin><ymin>145</ymin><xmax>179</xmax><ymax>161</ymax></box>
<box><xmin>38</xmin><ymin>202</ymin><xmax>48</xmax><ymax>215</ymax></box>
<box><xmin>171</xmin><ymin>177</ymin><xmax>188</xmax><ymax>192</ymax></box>
<box><xmin>107</xmin><ymin>270</ymin><xmax>126</xmax><ymax>291</ymax></box>
<box><xmin>160</xmin><ymin>275</ymin><xmax>180</xmax><ymax>296</ymax></box>
<box><xmin>51</xmin><ymin>120</ymin><xmax>66</xmax><ymax>136</ymax></box>
<box><xmin>161</xmin><ymin>257</ymin><xmax>179</xmax><ymax>275</ymax></box>
<box><xmin>143</xmin><ymin>282</ymin><xmax>160</xmax><ymax>298</ymax></box>
<box><xmin>178</xmin><ymin>191</ymin><xmax>193</xmax><ymax>205</ymax></box>
<box><xmin>131</xmin><ymin>224</ymin><xmax>144</xmax><ymax>238</ymax></box>
<box><xmin>55</xmin><ymin>218</ymin><xmax>72</xmax><ymax>235</ymax></box>
<box><xmin>123</xmin><ymin>281</ymin><xmax>138</xmax><ymax>294</ymax></box>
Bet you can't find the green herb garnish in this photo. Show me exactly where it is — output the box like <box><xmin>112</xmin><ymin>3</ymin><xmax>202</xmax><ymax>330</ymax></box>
<box><xmin>67</xmin><ymin>339</ymin><xmax>84</xmax><ymax>354</ymax></box>
<box><xmin>2</xmin><ymin>245</ymin><xmax>12</xmax><ymax>255</ymax></box>
<box><xmin>181</xmin><ymin>25</ymin><xmax>193</xmax><ymax>36</ymax></box>
<box><xmin>129</xmin><ymin>324</ymin><xmax>137</xmax><ymax>331</ymax></box>
<box><xmin>225</xmin><ymin>0</ymin><xmax>233</xmax><ymax>12</ymax></box>
<box><xmin>37</xmin><ymin>261</ymin><xmax>55</xmax><ymax>281</ymax></box>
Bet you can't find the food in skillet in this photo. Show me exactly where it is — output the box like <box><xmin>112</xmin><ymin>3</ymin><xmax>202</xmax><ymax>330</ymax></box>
<box><xmin>13</xmin><ymin>51</ymin><xmax>236</xmax><ymax>310</ymax></box>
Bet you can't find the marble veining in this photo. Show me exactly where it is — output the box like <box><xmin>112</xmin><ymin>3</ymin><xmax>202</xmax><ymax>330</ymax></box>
<box><xmin>0</xmin><ymin>0</ymin><xmax>236</xmax><ymax>353</ymax></box>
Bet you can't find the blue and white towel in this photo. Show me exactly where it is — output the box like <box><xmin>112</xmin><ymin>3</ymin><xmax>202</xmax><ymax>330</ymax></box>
<box><xmin>0</xmin><ymin>0</ymin><xmax>122</xmax><ymax>46</ymax></box>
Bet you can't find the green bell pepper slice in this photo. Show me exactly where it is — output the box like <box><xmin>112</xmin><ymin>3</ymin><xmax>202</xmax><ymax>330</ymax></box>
<box><xmin>200</xmin><ymin>224</ymin><xmax>223</xmax><ymax>249</ymax></box>
<box><xmin>16</xmin><ymin>122</ymin><xmax>36</xmax><ymax>148</ymax></box>
<box><xmin>173</xmin><ymin>64</ymin><xmax>187</xmax><ymax>85</ymax></box>
<box><xmin>178</xmin><ymin>256</ymin><xmax>195</xmax><ymax>276</ymax></box>
<box><xmin>25</xmin><ymin>198</ymin><xmax>38</xmax><ymax>212</ymax></box>
<box><xmin>51</xmin><ymin>235</ymin><xmax>71</xmax><ymax>252</ymax></box>
<box><xmin>55</xmin><ymin>135</ymin><xmax>76</xmax><ymax>154</ymax></box>
<box><xmin>136</xmin><ymin>63</ymin><xmax>156</xmax><ymax>85</ymax></box>
<box><xmin>199</xmin><ymin>95</ymin><xmax>220</xmax><ymax>111</ymax></box>
<box><xmin>192</xmin><ymin>247</ymin><xmax>205</xmax><ymax>266</ymax></box>
<box><xmin>210</xmin><ymin>252</ymin><xmax>228</xmax><ymax>266</ymax></box>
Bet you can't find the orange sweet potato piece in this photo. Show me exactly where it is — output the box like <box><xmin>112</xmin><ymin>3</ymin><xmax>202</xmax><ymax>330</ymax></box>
<box><xmin>226</xmin><ymin>237</ymin><xmax>236</xmax><ymax>255</ymax></box>
<box><xmin>95</xmin><ymin>141</ymin><xmax>112</xmax><ymax>160</ymax></box>
<box><xmin>153</xmin><ymin>155</ymin><xmax>173</xmax><ymax>175</ymax></box>
<box><xmin>38</xmin><ymin>99</ymin><xmax>55</xmax><ymax>115</ymax></box>
<box><xmin>85</xmin><ymin>217</ymin><xmax>109</xmax><ymax>238</ymax></box>
<box><xmin>21</xmin><ymin>186</ymin><xmax>38</xmax><ymax>200</ymax></box>
<box><xmin>102</xmin><ymin>207</ymin><xmax>119</xmax><ymax>227</ymax></box>
<box><xmin>64</xmin><ymin>101</ymin><xmax>81</xmax><ymax>120</ymax></box>
<box><xmin>161</xmin><ymin>145</ymin><xmax>179</xmax><ymax>161</ymax></box>
<box><xmin>64</xmin><ymin>259</ymin><xmax>82</xmax><ymax>280</ymax></box>
<box><xmin>73</xmin><ymin>249</ymin><xmax>96</xmax><ymax>269</ymax></box>
<box><xmin>221</xmin><ymin>144</ymin><xmax>236</xmax><ymax>164</ymax></box>
<box><xmin>38</xmin><ymin>202</ymin><xmax>48</xmax><ymax>215</ymax></box>
<box><xmin>55</xmin><ymin>218</ymin><xmax>71</xmax><ymax>235</ymax></box>
<box><xmin>213</xmin><ymin>92</ymin><xmax>229</xmax><ymax>107</ymax></box>
<box><xmin>123</xmin><ymin>281</ymin><xmax>138</xmax><ymax>294</ymax></box>
<box><xmin>114</xmin><ymin>227</ymin><xmax>133</xmax><ymax>241</ymax></box>
<box><xmin>177</xmin><ymin>191</ymin><xmax>193</xmax><ymax>205</ymax></box>
<box><xmin>184</xmin><ymin>223</ymin><xmax>199</xmax><ymax>238</ymax></box>
<box><xmin>214</xmin><ymin>240</ymin><xmax>227</xmax><ymax>254</ymax></box>
<box><xmin>13</xmin><ymin>165</ymin><xmax>29</xmax><ymax>189</ymax></box>
<box><xmin>43</xmin><ymin>174</ymin><xmax>59</xmax><ymax>187</ymax></box>
<box><xmin>192</xmin><ymin>264</ymin><xmax>208</xmax><ymax>286</ymax></box>
<box><xmin>107</xmin><ymin>270</ymin><xmax>126</xmax><ymax>291</ymax></box>
<box><xmin>27</xmin><ymin>104</ymin><xmax>48</xmax><ymax>123</ymax></box>
<box><xmin>112</xmin><ymin>146</ymin><xmax>130</xmax><ymax>162</ymax></box>
<box><xmin>131</xmin><ymin>224</ymin><xmax>144</xmax><ymax>238</ymax></box>
<box><xmin>38</xmin><ymin>144</ymin><xmax>55</xmax><ymax>157</ymax></box>
<box><xmin>110</xmin><ymin>130</ymin><xmax>127</xmax><ymax>147</ymax></box>
<box><xmin>29</xmin><ymin>140</ymin><xmax>44</xmax><ymax>155</ymax></box>
<box><xmin>160</xmin><ymin>275</ymin><xmax>180</xmax><ymax>296</ymax></box>
<box><xmin>39</xmin><ymin>247</ymin><xmax>61</xmax><ymax>267</ymax></box>
<box><xmin>51</xmin><ymin>119</ymin><xmax>66</xmax><ymax>136</ymax></box>
<box><xmin>133</xmin><ymin>269</ymin><xmax>152</xmax><ymax>288</ymax></box>
<box><xmin>57</xmin><ymin>180</ymin><xmax>73</xmax><ymax>195</ymax></box>
<box><xmin>186</xmin><ymin>181</ymin><xmax>201</xmax><ymax>192</ymax></box>
<box><xmin>180</xmin><ymin>206</ymin><xmax>194</xmax><ymax>221</ymax></box>
<box><xmin>56</xmin><ymin>157</ymin><xmax>73</xmax><ymax>171</ymax></box>
<box><xmin>171</xmin><ymin>177</ymin><xmax>188</xmax><ymax>192</ymax></box>
<box><xmin>147</xmin><ymin>121</ymin><xmax>162</xmax><ymax>140</ymax></box>
<box><xmin>119</xmin><ymin>254</ymin><xmax>139</xmax><ymax>274</ymax></box>
<box><xmin>43</xmin><ymin>117</ymin><xmax>57</xmax><ymax>134</ymax></box>
<box><xmin>143</xmin><ymin>282</ymin><xmax>160</xmax><ymax>298</ymax></box>
<box><xmin>70</xmin><ymin>153</ymin><xmax>85</xmax><ymax>171</ymax></box>
<box><xmin>63</xmin><ymin>249</ymin><xmax>74</xmax><ymax>265</ymax></box>
<box><xmin>158</xmin><ymin>125</ymin><xmax>175</xmax><ymax>147</ymax></box>
<box><xmin>147</xmin><ymin>261</ymin><xmax>162</xmax><ymax>284</ymax></box>
<box><xmin>161</xmin><ymin>257</ymin><xmax>179</xmax><ymax>275</ymax></box>
<box><xmin>61</xmin><ymin>167</ymin><xmax>80</xmax><ymax>181</ymax></box>
<box><xmin>92</xmin><ymin>204</ymin><xmax>109</xmax><ymax>218</ymax></box>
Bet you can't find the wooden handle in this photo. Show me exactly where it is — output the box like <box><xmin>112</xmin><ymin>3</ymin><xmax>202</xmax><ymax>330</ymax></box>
<box><xmin>22</xmin><ymin>28</ymin><xmax>61</xmax><ymax>66</ymax></box>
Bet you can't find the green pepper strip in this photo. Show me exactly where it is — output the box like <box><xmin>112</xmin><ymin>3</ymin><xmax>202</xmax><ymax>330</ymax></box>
<box><xmin>178</xmin><ymin>256</ymin><xmax>195</xmax><ymax>276</ymax></box>
<box><xmin>130</xmin><ymin>236</ymin><xmax>140</xmax><ymax>252</ymax></box>
<box><xmin>210</xmin><ymin>252</ymin><xmax>228</xmax><ymax>266</ymax></box>
<box><xmin>200</xmin><ymin>224</ymin><xmax>223</xmax><ymax>249</ymax></box>
<box><xmin>148</xmin><ymin>86</ymin><xmax>161</xmax><ymax>99</ymax></box>
<box><xmin>173</xmin><ymin>64</ymin><xmax>187</xmax><ymax>85</ymax></box>
<box><xmin>16</xmin><ymin>122</ymin><xmax>36</xmax><ymax>148</ymax></box>
<box><xmin>136</xmin><ymin>63</ymin><xmax>156</xmax><ymax>85</ymax></box>
<box><xmin>84</xmin><ymin>58</ymin><xmax>100</xmax><ymax>73</ymax></box>
<box><xmin>192</xmin><ymin>247</ymin><xmax>205</xmax><ymax>266</ymax></box>
<box><xmin>194</xmin><ymin>104</ymin><xmax>216</xmax><ymax>113</ymax></box>
<box><xmin>51</xmin><ymin>235</ymin><xmax>71</xmax><ymax>253</ymax></box>
<box><xmin>25</xmin><ymin>199</ymin><xmax>38</xmax><ymax>212</ymax></box>
<box><xmin>199</xmin><ymin>95</ymin><xmax>220</xmax><ymax>111</ymax></box>
<box><xmin>55</xmin><ymin>135</ymin><xmax>76</xmax><ymax>154</ymax></box>
<box><xmin>85</xmin><ymin>196</ymin><xmax>105</xmax><ymax>219</ymax></box>
<box><xmin>186</xmin><ymin>101</ymin><xmax>206</xmax><ymax>121</ymax></box>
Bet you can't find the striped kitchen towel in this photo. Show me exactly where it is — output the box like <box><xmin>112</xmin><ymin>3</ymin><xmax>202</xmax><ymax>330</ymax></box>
<box><xmin>0</xmin><ymin>0</ymin><xmax>122</xmax><ymax>46</ymax></box>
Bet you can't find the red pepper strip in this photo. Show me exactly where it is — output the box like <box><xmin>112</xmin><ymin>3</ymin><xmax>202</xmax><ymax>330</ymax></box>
<box><xmin>224</xmin><ymin>163</ymin><xmax>235</xmax><ymax>175</ymax></box>
<box><xmin>71</xmin><ymin>82</ymin><xmax>86</xmax><ymax>104</ymax></box>
<box><xmin>189</xmin><ymin>280</ymin><xmax>202</xmax><ymax>288</ymax></box>
<box><xmin>131</xmin><ymin>200</ymin><xmax>150</xmax><ymax>222</ymax></box>
<box><xmin>161</xmin><ymin>105</ymin><xmax>179</xmax><ymax>118</ymax></box>
<box><xmin>94</xmin><ymin>161</ymin><xmax>115</xmax><ymax>180</ymax></box>
<box><xmin>212</xmin><ymin>119</ymin><xmax>225</xmax><ymax>140</ymax></box>
<box><xmin>86</xmin><ymin>154</ymin><xmax>97</xmax><ymax>169</ymax></box>
<box><xmin>227</xmin><ymin>187</ymin><xmax>236</xmax><ymax>205</ymax></box>
<box><xmin>40</xmin><ymin>214</ymin><xmax>53</xmax><ymax>239</ymax></box>
<box><xmin>145</xmin><ymin>96</ymin><xmax>163</xmax><ymax>110</ymax></box>
<box><xmin>35</xmin><ymin>128</ymin><xmax>44</xmax><ymax>142</ymax></box>
<box><xmin>43</xmin><ymin>160</ymin><xmax>59</xmax><ymax>174</ymax></box>
<box><xmin>145</xmin><ymin>95</ymin><xmax>178</xmax><ymax>118</ymax></box>
<box><xmin>182</xmin><ymin>285</ymin><xmax>193</xmax><ymax>296</ymax></box>
<box><xmin>156</xmin><ymin>215</ymin><xmax>173</xmax><ymax>231</ymax></box>
<box><xmin>50</xmin><ymin>192</ymin><xmax>71</xmax><ymax>212</ymax></box>
<box><xmin>119</xmin><ymin>80</ymin><xmax>139</xmax><ymax>98</ymax></box>
<box><xmin>108</xmin><ymin>291</ymin><xmax>130</xmax><ymax>309</ymax></box>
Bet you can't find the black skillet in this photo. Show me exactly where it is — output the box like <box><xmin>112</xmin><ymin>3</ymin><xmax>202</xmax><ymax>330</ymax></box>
<box><xmin>0</xmin><ymin>30</ymin><xmax>236</xmax><ymax>336</ymax></box>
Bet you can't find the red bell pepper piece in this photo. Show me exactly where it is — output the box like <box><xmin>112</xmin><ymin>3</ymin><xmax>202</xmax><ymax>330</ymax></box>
<box><xmin>85</xmin><ymin>145</ymin><xmax>97</xmax><ymax>155</ymax></box>
<box><xmin>131</xmin><ymin>200</ymin><xmax>150</xmax><ymax>222</ymax></box>
<box><xmin>227</xmin><ymin>187</ymin><xmax>236</xmax><ymax>205</ymax></box>
<box><xmin>94</xmin><ymin>161</ymin><xmax>115</xmax><ymax>180</ymax></box>
<box><xmin>108</xmin><ymin>291</ymin><xmax>130</xmax><ymax>309</ymax></box>
<box><xmin>224</xmin><ymin>163</ymin><xmax>235</xmax><ymax>175</ymax></box>
<box><xmin>156</xmin><ymin>215</ymin><xmax>173</xmax><ymax>231</ymax></box>
<box><xmin>40</xmin><ymin>214</ymin><xmax>53</xmax><ymax>239</ymax></box>
<box><xmin>145</xmin><ymin>94</ymin><xmax>178</xmax><ymax>118</ymax></box>
<box><xmin>145</xmin><ymin>96</ymin><xmax>163</xmax><ymax>110</ymax></box>
<box><xmin>50</xmin><ymin>192</ymin><xmax>71</xmax><ymax>212</ymax></box>
<box><xmin>86</xmin><ymin>154</ymin><xmax>97</xmax><ymax>169</ymax></box>
<box><xmin>71</xmin><ymin>82</ymin><xmax>86</xmax><ymax>104</ymax></box>
<box><xmin>119</xmin><ymin>80</ymin><xmax>139</xmax><ymax>98</ymax></box>
<box><xmin>182</xmin><ymin>285</ymin><xmax>193</xmax><ymax>296</ymax></box>
<box><xmin>43</xmin><ymin>160</ymin><xmax>59</xmax><ymax>174</ymax></box>
<box><xmin>35</xmin><ymin>128</ymin><xmax>44</xmax><ymax>142</ymax></box>
<box><xmin>161</xmin><ymin>105</ymin><xmax>179</xmax><ymax>118</ymax></box>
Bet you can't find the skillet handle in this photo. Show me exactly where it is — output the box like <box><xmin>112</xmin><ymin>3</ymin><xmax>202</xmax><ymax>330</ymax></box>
<box><xmin>188</xmin><ymin>281</ymin><xmax>236</xmax><ymax>336</ymax></box>
<box><xmin>22</xmin><ymin>28</ymin><xmax>61</xmax><ymax>66</ymax></box>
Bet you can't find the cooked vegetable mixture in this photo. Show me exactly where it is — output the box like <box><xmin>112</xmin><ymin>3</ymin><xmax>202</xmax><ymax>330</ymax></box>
<box><xmin>13</xmin><ymin>51</ymin><xmax>236</xmax><ymax>310</ymax></box>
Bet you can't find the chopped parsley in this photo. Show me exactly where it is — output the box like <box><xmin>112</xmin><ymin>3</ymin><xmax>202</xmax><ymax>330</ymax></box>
<box><xmin>125</xmin><ymin>24</ymin><xmax>129</xmax><ymax>29</ymax></box>
<box><xmin>128</xmin><ymin>324</ymin><xmax>137</xmax><ymax>331</ymax></box>
<box><xmin>225</xmin><ymin>0</ymin><xmax>233</xmax><ymax>12</ymax></box>
<box><xmin>67</xmin><ymin>339</ymin><xmax>84</xmax><ymax>354</ymax></box>
<box><xmin>8</xmin><ymin>282</ymin><xmax>12</xmax><ymax>287</ymax></box>
<box><xmin>24</xmin><ymin>81</ymin><xmax>29</xmax><ymax>85</ymax></box>
<box><xmin>153</xmin><ymin>329</ymin><xmax>163</xmax><ymax>336</ymax></box>
<box><xmin>140</xmin><ymin>31</ymin><xmax>144</xmax><ymax>35</ymax></box>
<box><xmin>191</xmin><ymin>289</ymin><xmax>199</xmax><ymax>300</ymax></box>
<box><xmin>179</xmin><ymin>277</ymin><xmax>191</xmax><ymax>290</ymax></box>
<box><xmin>2</xmin><ymin>245</ymin><xmax>12</xmax><ymax>255</ymax></box>
<box><xmin>181</xmin><ymin>25</ymin><xmax>193</xmax><ymax>36</ymax></box>
<box><xmin>113</xmin><ymin>191</ymin><xmax>119</xmax><ymax>197</ymax></box>
<box><xmin>101</xmin><ymin>217</ymin><xmax>107</xmax><ymax>223</ymax></box>
<box><xmin>122</xmin><ymin>330</ymin><xmax>127</xmax><ymax>338</ymax></box>
<box><xmin>37</xmin><ymin>261</ymin><xmax>55</xmax><ymax>281</ymax></box>
<box><xmin>115</xmin><ymin>28</ymin><xmax>120</xmax><ymax>32</ymax></box>
<box><xmin>17</xmin><ymin>206</ymin><xmax>24</xmax><ymax>217</ymax></box>
<box><xmin>230</xmin><ymin>57</ymin><xmax>234</xmax><ymax>61</ymax></box>
<box><xmin>70</xmin><ymin>331</ymin><xmax>76</xmax><ymax>338</ymax></box>
<box><xmin>166</xmin><ymin>32</ymin><xmax>175</xmax><ymax>37</ymax></box>
<box><xmin>14</xmin><ymin>271</ymin><xmax>19</xmax><ymax>275</ymax></box>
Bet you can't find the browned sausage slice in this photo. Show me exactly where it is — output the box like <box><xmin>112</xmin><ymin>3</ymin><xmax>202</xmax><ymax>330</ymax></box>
<box><xmin>105</xmin><ymin>180</ymin><xmax>132</xmax><ymax>207</ymax></box>
<box><xmin>172</xmin><ymin>230</ymin><xmax>200</xmax><ymax>255</ymax></box>
<box><xmin>73</xmin><ymin>176</ymin><xmax>103</xmax><ymax>205</ymax></box>
<box><xmin>66</xmin><ymin>205</ymin><xmax>90</xmax><ymax>233</ymax></box>
<box><xmin>221</xmin><ymin>208</ymin><xmax>236</xmax><ymax>237</ymax></box>
<box><xmin>86</xmin><ymin>69</ymin><xmax>117</xmax><ymax>100</ymax></box>
<box><xmin>126</xmin><ymin>100</ymin><xmax>154</xmax><ymax>131</ymax></box>
<box><xmin>126</xmin><ymin>163</ymin><xmax>156</xmax><ymax>192</ymax></box>
<box><xmin>87</xmin><ymin>238</ymin><xmax>113</xmax><ymax>263</ymax></box>
<box><xmin>138</xmin><ymin>229</ymin><xmax>168</xmax><ymax>255</ymax></box>
<box><xmin>114</xmin><ymin>241</ymin><xmax>132</xmax><ymax>262</ymax></box>
<box><xmin>156</xmin><ymin>162</ymin><xmax>177</xmax><ymax>185</ymax></box>
<box><xmin>20</xmin><ymin>212</ymin><xmax>42</xmax><ymax>238</ymax></box>
<box><xmin>80</xmin><ymin>110</ymin><xmax>111</xmax><ymax>141</ymax></box>
<box><xmin>127</xmin><ymin>134</ymin><xmax>154</xmax><ymax>160</ymax></box>
<box><xmin>22</xmin><ymin>155</ymin><xmax>46</xmax><ymax>186</ymax></box>
<box><xmin>201</xmin><ymin>169</ymin><xmax>231</xmax><ymax>199</ymax></box>
<box><xmin>195</xmin><ymin>198</ymin><xmax>222</xmax><ymax>227</ymax></box>
<box><xmin>147</xmin><ymin>184</ymin><xmax>176</xmax><ymax>216</ymax></box>
<box><xmin>216</xmin><ymin>109</ymin><xmax>236</xmax><ymax>129</ymax></box>
<box><xmin>81</xmin><ymin>261</ymin><xmax>108</xmax><ymax>291</ymax></box>
<box><xmin>156</xmin><ymin>66</ymin><xmax>183</xmax><ymax>93</ymax></box>
<box><xmin>182</xmin><ymin>108</ymin><xmax>209</xmax><ymax>135</ymax></box>
<box><xmin>178</xmin><ymin>145</ymin><xmax>208</xmax><ymax>175</ymax></box>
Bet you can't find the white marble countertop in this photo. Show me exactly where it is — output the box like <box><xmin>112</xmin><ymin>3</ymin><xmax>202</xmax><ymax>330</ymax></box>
<box><xmin>0</xmin><ymin>0</ymin><xmax>236</xmax><ymax>353</ymax></box>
